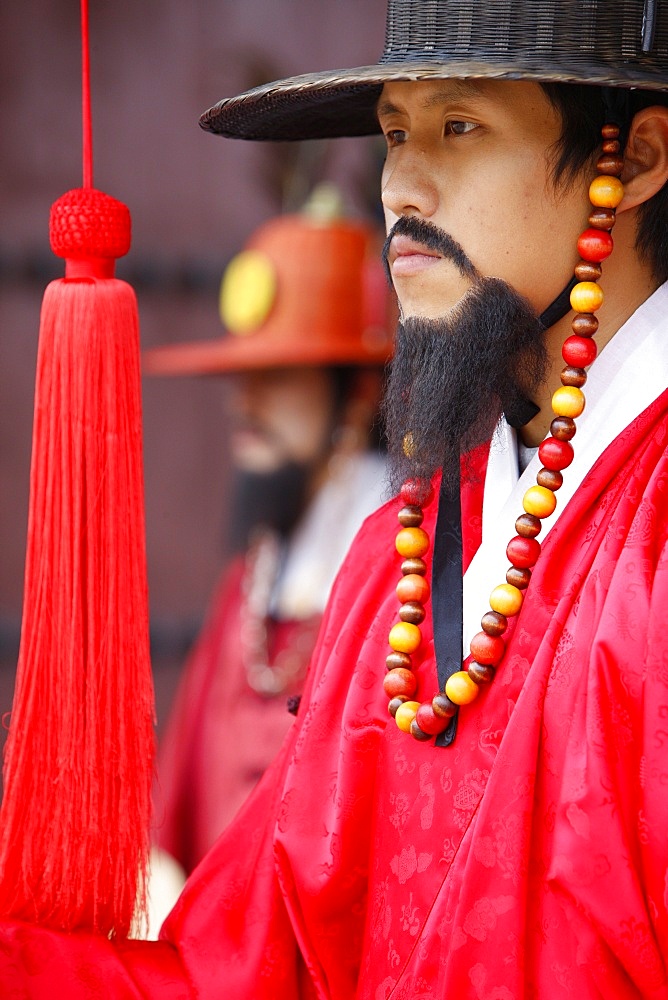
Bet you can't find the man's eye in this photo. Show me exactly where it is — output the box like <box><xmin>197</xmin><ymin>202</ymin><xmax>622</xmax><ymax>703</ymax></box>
<box><xmin>444</xmin><ymin>120</ymin><xmax>478</xmax><ymax>136</ymax></box>
<box><xmin>384</xmin><ymin>129</ymin><xmax>407</xmax><ymax>147</ymax></box>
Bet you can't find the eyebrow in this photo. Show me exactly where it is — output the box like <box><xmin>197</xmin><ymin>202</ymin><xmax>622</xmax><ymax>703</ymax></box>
<box><xmin>376</xmin><ymin>80</ymin><xmax>486</xmax><ymax>120</ymax></box>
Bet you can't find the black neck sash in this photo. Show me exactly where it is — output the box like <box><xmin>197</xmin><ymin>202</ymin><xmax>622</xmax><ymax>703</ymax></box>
<box><xmin>431</xmin><ymin>465</ymin><xmax>463</xmax><ymax>748</ymax></box>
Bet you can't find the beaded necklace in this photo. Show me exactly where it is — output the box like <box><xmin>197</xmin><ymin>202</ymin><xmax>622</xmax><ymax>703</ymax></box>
<box><xmin>384</xmin><ymin>124</ymin><xmax>625</xmax><ymax>744</ymax></box>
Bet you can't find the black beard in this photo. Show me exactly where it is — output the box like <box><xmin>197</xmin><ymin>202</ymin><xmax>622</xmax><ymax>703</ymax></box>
<box><xmin>223</xmin><ymin>461</ymin><xmax>312</xmax><ymax>556</ymax></box>
<box><xmin>381</xmin><ymin>276</ymin><xmax>548</xmax><ymax>500</ymax></box>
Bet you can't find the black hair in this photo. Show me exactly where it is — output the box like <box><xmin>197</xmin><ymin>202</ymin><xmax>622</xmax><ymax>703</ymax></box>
<box><xmin>541</xmin><ymin>83</ymin><xmax>668</xmax><ymax>284</ymax></box>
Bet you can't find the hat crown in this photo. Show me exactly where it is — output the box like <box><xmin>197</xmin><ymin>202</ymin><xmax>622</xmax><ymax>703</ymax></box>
<box><xmin>379</xmin><ymin>0</ymin><xmax>666</xmax><ymax>75</ymax></box>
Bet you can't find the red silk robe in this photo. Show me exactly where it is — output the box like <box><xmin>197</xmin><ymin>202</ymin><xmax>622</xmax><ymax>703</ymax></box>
<box><xmin>155</xmin><ymin>555</ymin><xmax>315</xmax><ymax>873</ymax></box>
<box><xmin>1</xmin><ymin>390</ymin><xmax>668</xmax><ymax>998</ymax></box>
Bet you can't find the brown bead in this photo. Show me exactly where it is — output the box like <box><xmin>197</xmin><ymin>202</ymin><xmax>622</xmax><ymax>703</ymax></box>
<box><xmin>550</xmin><ymin>416</ymin><xmax>577</xmax><ymax>440</ymax></box>
<box><xmin>410</xmin><ymin>718</ymin><xmax>433</xmax><ymax>741</ymax></box>
<box><xmin>388</xmin><ymin>696</ymin><xmax>407</xmax><ymax>717</ymax></box>
<box><xmin>561</xmin><ymin>365</ymin><xmax>587</xmax><ymax>388</ymax></box>
<box><xmin>386</xmin><ymin>651</ymin><xmax>412</xmax><ymax>671</ymax></box>
<box><xmin>432</xmin><ymin>692</ymin><xmax>457</xmax><ymax>719</ymax></box>
<box><xmin>574</xmin><ymin>260</ymin><xmax>602</xmax><ymax>282</ymax></box>
<box><xmin>571</xmin><ymin>313</ymin><xmax>599</xmax><ymax>337</ymax></box>
<box><xmin>399</xmin><ymin>601</ymin><xmax>426</xmax><ymax>625</ymax></box>
<box><xmin>506</xmin><ymin>566</ymin><xmax>532</xmax><ymax>589</ymax></box>
<box><xmin>515</xmin><ymin>513</ymin><xmax>542</xmax><ymax>538</ymax></box>
<box><xmin>602</xmin><ymin>124</ymin><xmax>620</xmax><ymax>139</ymax></box>
<box><xmin>481</xmin><ymin>610</ymin><xmax>507</xmax><ymax>636</ymax></box>
<box><xmin>602</xmin><ymin>139</ymin><xmax>620</xmax><ymax>154</ymax></box>
<box><xmin>398</xmin><ymin>504</ymin><xmax>424</xmax><ymax>528</ymax></box>
<box><xmin>596</xmin><ymin>154</ymin><xmax>624</xmax><ymax>176</ymax></box>
<box><xmin>588</xmin><ymin>207</ymin><xmax>616</xmax><ymax>231</ymax></box>
<box><xmin>401</xmin><ymin>557</ymin><xmax>427</xmax><ymax>576</ymax></box>
<box><xmin>536</xmin><ymin>467</ymin><xmax>563</xmax><ymax>491</ymax></box>
<box><xmin>468</xmin><ymin>661</ymin><xmax>496</xmax><ymax>685</ymax></box>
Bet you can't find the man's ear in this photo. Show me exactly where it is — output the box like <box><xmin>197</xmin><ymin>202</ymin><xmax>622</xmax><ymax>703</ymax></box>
<box><xmin>618</xmin><ymin>105</ymin><xmax>668</xmax><ymax>213</ymax></box>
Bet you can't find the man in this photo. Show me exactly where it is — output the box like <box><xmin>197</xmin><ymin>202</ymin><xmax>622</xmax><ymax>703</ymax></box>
<box><xmin>0</xmin><ymin>1</ymin><xmax>667</xmax><ymax>997</ymax></box>
<box><xmin>146</xmin><ymin>193</ymin><xmax>392</xmax><ymax>875</ymax></box>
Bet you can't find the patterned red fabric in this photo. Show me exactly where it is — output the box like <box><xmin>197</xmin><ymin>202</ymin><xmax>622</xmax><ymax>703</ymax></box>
<box><xmin>1</xmin><ymin>393</ymin><xmax>667</xmax><ymax>997</ymax></box>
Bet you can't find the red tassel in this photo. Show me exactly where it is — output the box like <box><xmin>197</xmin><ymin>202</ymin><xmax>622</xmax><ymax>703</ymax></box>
<box><xmin>0</xmin><ymin>187</ymin><xmax>155</xmax><ymax>937</ymax></box>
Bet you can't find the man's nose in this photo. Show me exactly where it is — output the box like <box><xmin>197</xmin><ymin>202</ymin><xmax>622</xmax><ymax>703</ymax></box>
<box><xmin>381</xmin><ymin>147</ymin><xmax>439</xmax><ymax>222</ymax></box>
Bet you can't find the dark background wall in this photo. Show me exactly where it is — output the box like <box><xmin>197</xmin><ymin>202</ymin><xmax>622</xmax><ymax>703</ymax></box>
<box><xmin>0</xmin><ymin>0</ymin><xmax>388</xmax><ymax>739</ymax></box>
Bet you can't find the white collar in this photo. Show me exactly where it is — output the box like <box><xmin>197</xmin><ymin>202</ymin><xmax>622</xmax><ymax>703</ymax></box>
<box><xmin>464</xmin><ymin>281</ymin><xmax>668</xmax><ymax>653</ymax></box>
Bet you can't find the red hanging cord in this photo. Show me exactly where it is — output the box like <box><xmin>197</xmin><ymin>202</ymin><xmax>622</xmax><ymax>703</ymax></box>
<box><xmin>81</xmin><ymin>0</ymin><xmax>93</xmax><ymax>189</ymax></box>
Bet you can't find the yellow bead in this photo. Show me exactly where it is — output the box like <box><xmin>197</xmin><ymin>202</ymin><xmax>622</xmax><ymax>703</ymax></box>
<box><xmin>395</xmin><ymin>700</ymin><xmax>420</xmax><ymax>732</ymax></box>
<box><xmin>569</xmin><ymin>281</ymin><xmax>604</xmax><ymax>313</ymax></box>
<box><xmin>589</xmin><ymin>175</ymin><xmax>624</xmax><ymax>209</ymax></box>
<box><xmin>489</xmin><ymin>583</ymin><xmax>524</xmax><ymax>617</ymax></box>
<box><xmin>445</xmin><ymin>671</ymin><xmax>480</xmax><ymax>705</ymax></box>
<box><xmin>402</xmin><ymin>431</ymin><xmax>415</xmax><ymax>457</ymax></box>
<box><xmin>395</xmin><ymin>526</ymin><xmax>430</xmax><ymax>558</ymax></box>
<box><xmin>552</xmin><ymin>385</ymin><xmax>586</xmax><ymax>418</ymax></box>
<box><xmin>523</xmin><ymin>484</ymin><xmax>557</xmax><ymax>518</ymax></box>
<box><xmin>389</xmin><ymin>621</ymin><xmax>422</xmax><ymax>654</ymax></box>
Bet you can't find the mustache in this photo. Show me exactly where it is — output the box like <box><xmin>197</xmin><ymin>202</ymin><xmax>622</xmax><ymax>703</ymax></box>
<box><xmin>381</xmin><ymin>216</ymin><xmax>479</xmax><ymax>286</ymax></box>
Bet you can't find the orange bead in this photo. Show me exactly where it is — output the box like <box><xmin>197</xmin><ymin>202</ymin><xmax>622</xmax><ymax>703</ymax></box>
<box><xmin>523</xmin><ymin>484</ymin><xmax>557</xmax><ymax>519</ymax></box>
<box><xmin>569</xmin><ymin>281</ymin><xmax>604</xmax><ymax>313</ymax></box>
<box><xmin>395</xmin><ymin>526</ymin><xmax>430</xmax><ymax>558</ymax></box>
<box><xmin>589</xmin><ymin>174</ymin><xmax>624</xmax><ymax>209</ymax></box>
<box><xmin>489</xmin><ymin>583</ymin><xmax>524</xmax><ymax>617</ymax></box>
<box><xmin>445</xmin><ymin>671</ymin><xmax>480</xmax><ymax>705</ymax></box>
<box><xmin>552</xmin><ymin>385</ymin><xmax>586</xmax><ymax>418</ymax></box>
<box><xmin>394</xmin><ymin>700</ymin><xmax>420</xmax><ymax>732</ymax></box>
<box><xmin>396</xmin><ymin>573</ymin><xmax>431</xmax><ymax>605</ymax></box>
<box><xmin>389</xmin><ymin>621</ymin><xmax>422</xmax><ymax>654</ymax></box>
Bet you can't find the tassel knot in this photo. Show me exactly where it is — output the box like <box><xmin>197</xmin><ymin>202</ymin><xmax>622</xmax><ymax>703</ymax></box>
<box><xmin>50</xmin><ymin>188</ymin><xmax>131</xmax><ymax>261</ymax></box>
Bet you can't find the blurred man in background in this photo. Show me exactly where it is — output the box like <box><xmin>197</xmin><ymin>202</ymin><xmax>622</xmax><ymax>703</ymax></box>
<box><xmin>144</xmin><ymin>185</ymin><xmax>393</xmax><ymax>876</ymax></box>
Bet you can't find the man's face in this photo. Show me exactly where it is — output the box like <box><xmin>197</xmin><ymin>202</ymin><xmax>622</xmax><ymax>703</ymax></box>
<box><xmin>379</xmin><ymin>79</ymin><xmax>590</xmax><ymax>320</ymax></box>
<box><xmin>224</xmin><ymin>367</ymin><xmax>337</xmax><ymax>475</ymax></box>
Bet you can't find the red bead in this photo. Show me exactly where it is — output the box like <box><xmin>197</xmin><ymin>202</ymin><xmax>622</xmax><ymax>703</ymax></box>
<box><xmin>538</xmin><ymin>437</ymin><xmax>574</xmax><ymax>471</ymax></box>
<box><xmin>577</xmin><ymin>228</ymin><xmax>613</xmax><ymax>262</ymax></box>
<box><xmin>515</xmin><ymin>513</ymin><xmax>542</xmax><ymax>538</ymax></box>
<box><xmin>506</xmin><ymin>566</ymin><xmax>531</xmax><ymax>589</ymax></box>
<box><xmin>400</xmin><ymin>479</ymin><xmax>434</xmax><ymax>507</ymax></box>
<box><xmin>383</xmin><ymin>668</ymin><xmax>417</xmax><ymax>699</ymax></box>
<box><xmin>601</xmin><ymin>139</ymin><xmax>620</xmax><ymax>154</ymax></box>
<box><xmin>601</xmin><ymin>124</ymin><xmax>620</xmax><ymax>139</ymax></box>
<box><xmin>481</xmin><ymin>610</ymin><xmax>507</xmax><ymax>636</ymax></box>
<box><xmin>562</xmin><ymin>335</ymin><xmax>598</xmax><ymax>368</ymax></box>
<box><xmin>398</xmin><ymin>504</ymin><xmax>424</xmax><ymax>527</ymax></box>
<box><xmin>469</xmin><ymin>631</ymin><xmax>505</xmax><ymax>665</ymax></box>
<box><xmin>396</xmin><ymin>574</ymin><xmax>430</xmax><ymax>604</ymax></box>
<box><xmin>571</xmin><ymin>313</ymin><xmax>599</xmax><ymax>337</ymax></box>
<box><xmin>506</xmin><ymin>535</ymin><xmax>541</xmax><ymax>568</ymax></box>
<box><xmin>416</xmin><ymin>702</ymin><xmax>450</xmax><ymax>735</ymax></box>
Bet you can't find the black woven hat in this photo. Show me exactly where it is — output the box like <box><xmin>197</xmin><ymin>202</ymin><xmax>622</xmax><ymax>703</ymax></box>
<box><xmin>201</xmin><ymin>0</ymin><xmax>667</xmax><ymax>142</ymax></box>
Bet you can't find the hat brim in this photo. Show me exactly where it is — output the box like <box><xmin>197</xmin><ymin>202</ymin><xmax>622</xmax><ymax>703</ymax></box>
<box><xmin>200</xmin><ymin>59</ymin><xmax>668</xmax><ymax>142</ymax></box>
<box><xmin>142</xmin><ymin>331</ymin><xmax>392</xmax><ymax>377</ymax></box>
